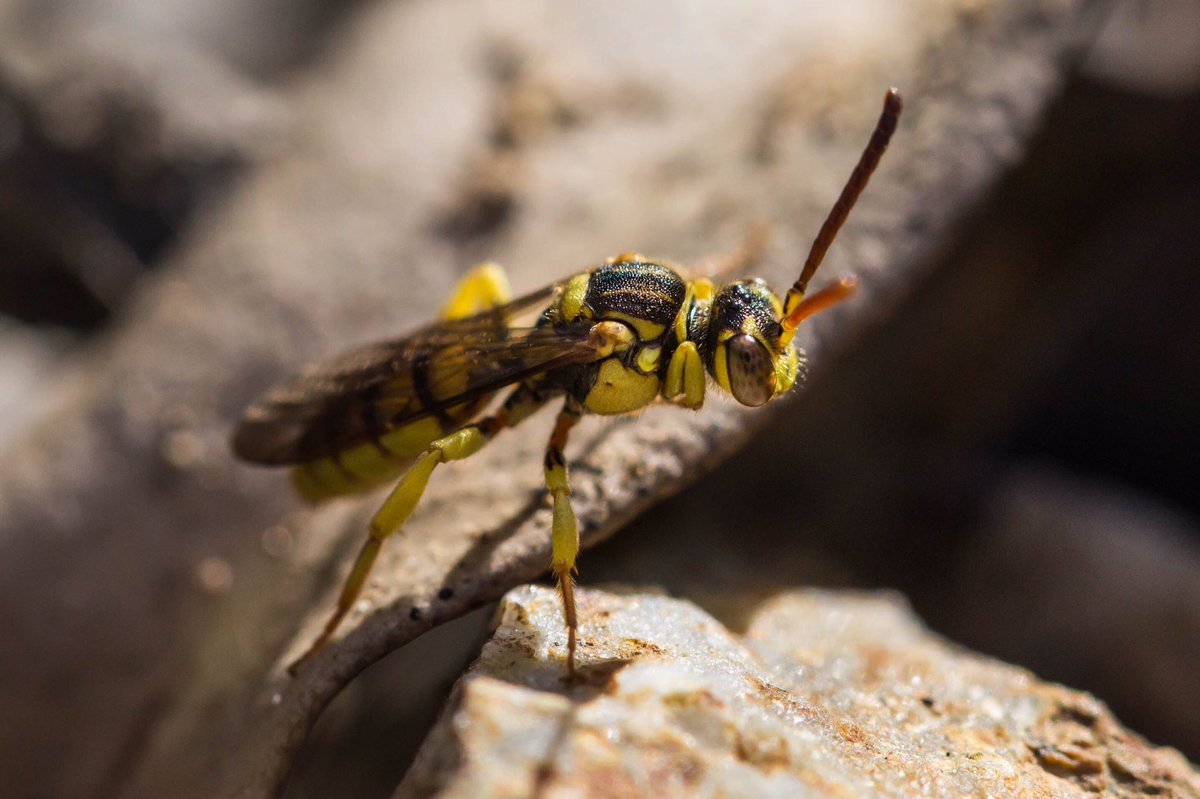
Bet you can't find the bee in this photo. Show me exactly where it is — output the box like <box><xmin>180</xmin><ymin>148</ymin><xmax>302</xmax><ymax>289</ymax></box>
<box><xmin>233</xmin><ymin>89</ymin><xmax>902</xmax><ymax>677</ymax></box>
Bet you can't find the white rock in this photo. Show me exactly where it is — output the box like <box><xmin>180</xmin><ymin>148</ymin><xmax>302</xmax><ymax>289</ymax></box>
<box><xmin>399</xmin><ymin>585</ymin><xmax>1200</xmax><ymax>798</ymax></box>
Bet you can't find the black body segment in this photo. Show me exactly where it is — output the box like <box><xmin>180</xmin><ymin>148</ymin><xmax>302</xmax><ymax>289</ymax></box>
<box><xmin>711</xmin><ymin>280</ymin><xmax>784</xmax><ymax>348</ymax></box>
<box><xmin>583</xmin><ymin>261</ymin><xmax>687</xmax><ymax>330</ymax></box>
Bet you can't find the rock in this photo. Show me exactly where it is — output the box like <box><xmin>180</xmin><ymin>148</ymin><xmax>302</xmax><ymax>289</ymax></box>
<box><xmin>400</xmin><ymin>585</ymin><xmax>1200</xmax><ymax>799</ymax></box>
<box><xmin>942</xmin><ymin>467</ymin><xmax>1200</xmax><ymax>760</ymax></box>
<box><xmin>0</xmin><ymin>320</ymin><xmax>72</xmax><ymax>451</ymax></box>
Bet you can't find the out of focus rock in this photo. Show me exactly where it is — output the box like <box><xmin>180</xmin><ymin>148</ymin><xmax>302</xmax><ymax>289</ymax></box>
<box><xmin>0</xmin><ymin>318</ymin><xmax>73</xmax><ymax>451</ymax></box>
<box><xmin>941</xmin><ymin>466</ymin><xmax>1200</xmax><ymax>762</ymax></box>
<box><xmin>0</xmin><ymin>37</ymin><xmax>288</xmax><ymax>327</ymax></box>
<box><xmin>1083</xmin><ymin>0</ymin><xmax>1200</xmax><ymax>96</ymax></box>
<box><xmin>401</xmin><ymin>585</ymin><xmax>1200</xmax><ymax>799</ymax></box>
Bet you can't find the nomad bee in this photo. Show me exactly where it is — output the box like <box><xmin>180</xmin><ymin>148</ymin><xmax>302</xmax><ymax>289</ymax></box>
<box><xmin>234</xmin><ymin>89</ymin><xmax>902</xmax><ymax>676</ymax></box>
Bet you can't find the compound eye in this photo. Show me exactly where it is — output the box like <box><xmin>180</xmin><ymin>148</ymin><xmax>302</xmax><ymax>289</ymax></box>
<box><xmin>726</xmin><ymin>334</ymin><xmax>776</xmax><ymax>407</ymax></box>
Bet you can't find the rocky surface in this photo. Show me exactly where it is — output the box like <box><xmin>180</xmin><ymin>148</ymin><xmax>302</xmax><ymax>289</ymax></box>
<box><xmin>400</xmin><ymin>586</ymin><xmax>1200</xmax><ymax>799</ymax></box>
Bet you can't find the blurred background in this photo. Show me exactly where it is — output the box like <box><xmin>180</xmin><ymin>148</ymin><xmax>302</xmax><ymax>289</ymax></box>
<box><xmin>1</xmin><ymin>0</ymin><xmax>1198</xmax><ymax>797</ymax></box>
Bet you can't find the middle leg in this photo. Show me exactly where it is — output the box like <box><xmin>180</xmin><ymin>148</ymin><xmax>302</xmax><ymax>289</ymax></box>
<box><xmin>543</xmin><ymin>397</ymin><xmax>584</xmax><ymax>678</ymax></box>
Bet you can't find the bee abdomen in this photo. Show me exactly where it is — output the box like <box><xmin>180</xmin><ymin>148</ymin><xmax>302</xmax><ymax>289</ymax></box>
<box><xmin>289</xmin><ymin>414</ymin><xmax>458</xmax><ymax>503</ymax></box>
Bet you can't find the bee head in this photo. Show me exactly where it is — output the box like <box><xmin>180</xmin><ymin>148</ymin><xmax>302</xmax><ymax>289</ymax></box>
<box><xmin>706</xmin><ymin>89</ymin><xmax>899</xmax><ymax>407</ymax></box>
<box><xmin>708</xmin><ymin>279</ymin><xmax>801</xmax><ymax>407</ymax></box>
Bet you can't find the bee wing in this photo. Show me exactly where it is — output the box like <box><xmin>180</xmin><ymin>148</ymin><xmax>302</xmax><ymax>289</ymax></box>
<box><xmin>232</xmin><ymin>285</ymin><xmax>598</xmax><ymax>465</ymax></box>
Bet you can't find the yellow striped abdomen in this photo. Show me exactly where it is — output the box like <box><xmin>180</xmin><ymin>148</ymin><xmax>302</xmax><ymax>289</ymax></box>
<box><xmin>290</xmin><ymin>406</ymin><xmax>480</xmax><ymax>503</ymax></box>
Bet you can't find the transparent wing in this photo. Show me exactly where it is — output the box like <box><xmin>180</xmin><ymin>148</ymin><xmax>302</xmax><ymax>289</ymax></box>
<box><xmin>232</xmin><ymin>285</ymin><xmax>597</xmax><ymax>465</ymax></box>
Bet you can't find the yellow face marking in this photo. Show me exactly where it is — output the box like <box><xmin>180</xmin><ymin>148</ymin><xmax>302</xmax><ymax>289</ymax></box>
<box><xmin>713</xmin><ymin>346</ymin><xmax>730</xmax><ymax>394</ymax></box>
<box><xmin>775</xmin><ymin>346</ymin><xmax>800</xmax><ymax>394</ymax></box>
<box><xmin>561</xmin><ymin>273</ymin><xmax>590</xmax><ymax>322</ymax></box>
<box><xmin>711</xmin><ymin>329</ymin><xmax>735</xmax><ymax>394</ymax></box>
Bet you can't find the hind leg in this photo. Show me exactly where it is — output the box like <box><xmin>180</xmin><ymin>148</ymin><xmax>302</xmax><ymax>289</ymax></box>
<box><xmin>287</xmin><ymin>262</ymin><xmax>514</xmax><ymax>506</ymax></box>
<box><xmin>289</xmin><ymin>384</ymin><xmax>545</xmax><ymax>672</ymax></box>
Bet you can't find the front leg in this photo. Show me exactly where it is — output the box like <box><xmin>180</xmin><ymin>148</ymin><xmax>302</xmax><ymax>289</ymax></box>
<box><xmin>543</xmin><ymin>397</ymin><xmax>584</xmax><ymax>677</ymax></box>
<box><xmin>663</xmin><ymin>341</ymin><xmax>707</xmax><ymax>409</ymax></box>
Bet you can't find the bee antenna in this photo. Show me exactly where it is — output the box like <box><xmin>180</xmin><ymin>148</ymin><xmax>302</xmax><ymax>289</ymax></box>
<box><xmin>781</xmin><ymin>88</ymin><xmax>902</xmax><ymax>335</ymax></box>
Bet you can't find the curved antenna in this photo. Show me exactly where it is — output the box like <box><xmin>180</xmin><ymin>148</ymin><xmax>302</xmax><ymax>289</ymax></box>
<box><xmin>781</xmin><ymin>88</ymin><xmax>903</xmax><ymax>338</ymax></box>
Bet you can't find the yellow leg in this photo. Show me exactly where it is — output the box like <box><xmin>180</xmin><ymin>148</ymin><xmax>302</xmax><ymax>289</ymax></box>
<box><xmin>440</xmin><ymin>261</ymin><xmax>512</xmax><ymax>320</ymax></box>
<box><xmin>544</xmin><ymin>398</ymin><xmax>583</xmax><ymax>678</ymax></box>
<box><xmin>663</xmin><ymin>341</ymin><xmax>707</xmax><ymax>409</ymax></box>
<box><xmin>289</xmin><ymin>385</ymin><xmax>544</xmax><ymax>673</ymax></box>
<box><xmin>288</xmin><ymin>263</ymin><xmax>514</xmax><ymax>506</ymax></box>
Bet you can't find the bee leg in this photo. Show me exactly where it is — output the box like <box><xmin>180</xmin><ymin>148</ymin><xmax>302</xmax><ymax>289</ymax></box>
<box><xmin>544</xmin><ymin>398</ymin><xmax>584</xmax><ymax>678</ymax></box>
<box><xmin>289</xmin><ymin>385</ymin><xmax>543</xmax><ymax>673</ymax></box>
<box><xmin>440</xmin><ymin>261</ymin><xmax>512</xmax><ymax>320</ymax></box>
<box><xmin>663</xmin><ymin>341</ymin><xmax>707</xmax><ymax>409</ymax></box>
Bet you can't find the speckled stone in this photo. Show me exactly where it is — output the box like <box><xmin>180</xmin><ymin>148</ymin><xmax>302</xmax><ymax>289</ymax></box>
<box><xmin>399</xmin><ymin>586</ymin><xmax>1200</xmax><ymax>799</ymax></box>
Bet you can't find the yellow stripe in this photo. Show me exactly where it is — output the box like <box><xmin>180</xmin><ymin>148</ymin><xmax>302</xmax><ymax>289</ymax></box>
<box><xmin>290</xmin><ymin>415</ymin><xmax>451</xmax><ymax>503</ymax></box>
<box><xmin>606</xmin><ymin>311</ymin><xmax>665</xmax><ymax>341</ymax></box>
<box><xmin>673</xmin><ymin>283</ymin><xmax>693</xmax><ymax>343</ymax></box>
